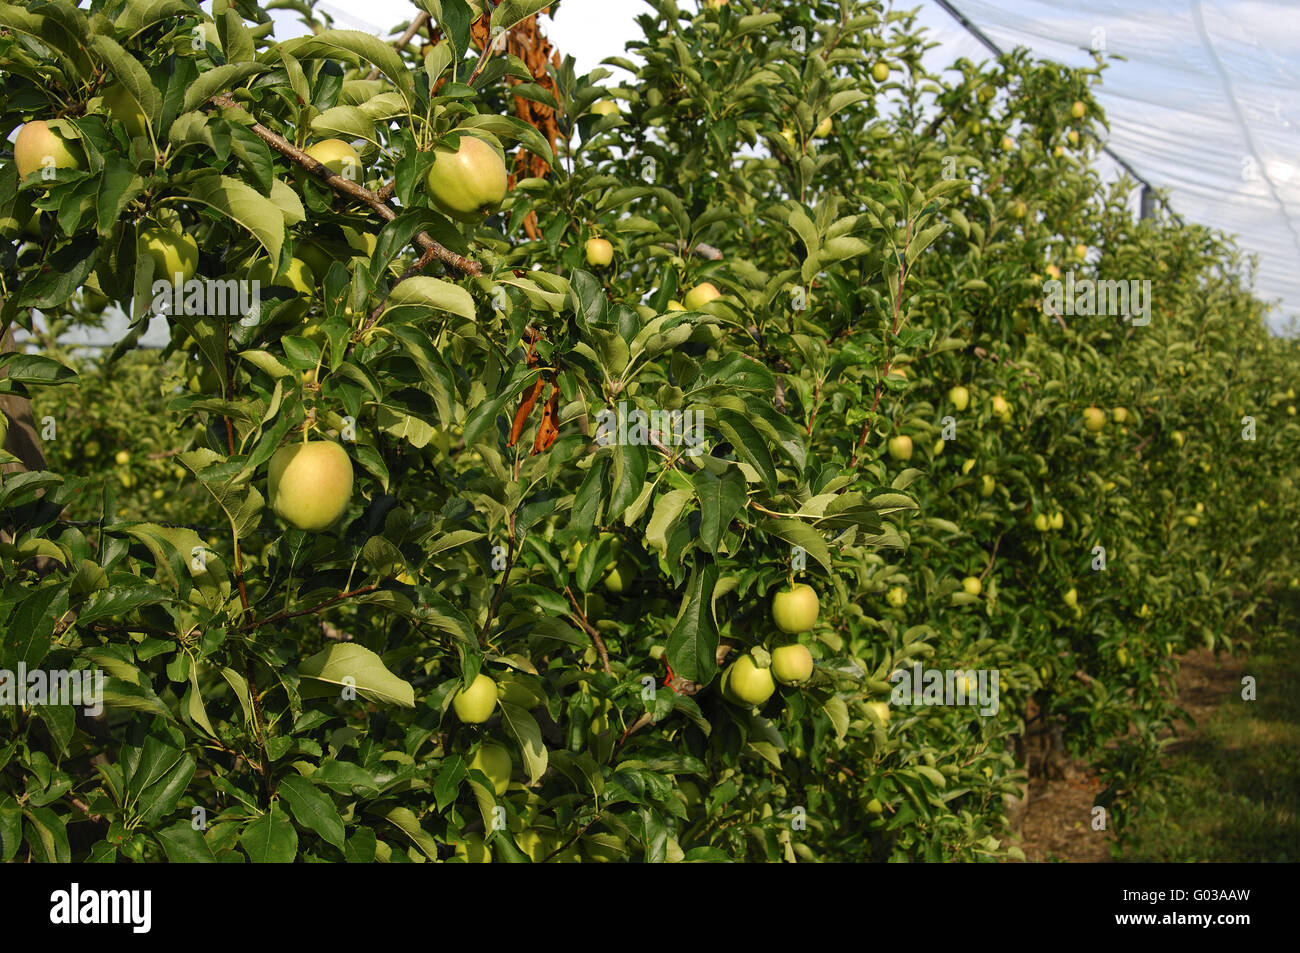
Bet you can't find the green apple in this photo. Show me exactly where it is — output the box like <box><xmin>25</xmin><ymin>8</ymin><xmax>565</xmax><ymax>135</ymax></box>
<box><xmin>771</xmin><ymin>583</ymin><xmax>819</xmax><ymax>634</ymax></box>
<box><xmin>1082</xmin><ymin>406</ymin><xmax>1106</xmax><ymax>432</ymax></box>
<box><xmin>469</xmin><ymin>741</ymin><xmax>512</xmax><ymax>796</ymax></box>
<box><xmin>585</xmin><ymin>237</ymin><xmax>613</xmax><ymax>267</ymax></box>
<box><xmin>1070</xmin><ymin>100</ymin><xmax>1086</xmax><ymax>119</ymax></box>
<box><xmin>305</xmin><ymin>138</ymin><xmax>363</xmax><ymax>181</ymax></box>
<box><xmin>139</xmin><ymin>228</ymin><xmax>199</xmax><ymax>285</ymax></box>
<box><xmin>1112</xmin><ymin>406</ymin><xmax>1128</xmax><ymax>424</ymax></box>
<box><xmin>249</xmin><ymin>256</ymin><xmax>316</xmax><ymax>323</ymax></box>
<box><xmin>948</xmin><ymin>385</ymin><xmax>970</xmax><ymax>411</ymax></box>
<box><xmin>1067</xmin><ymin>130</ymin><xmax>1080</xmax><ymax>147</ymax></box>
<box><xmin>1001</xmin><ymin>135</ymin><xmax>1015</xmax><ymax>151</ymax></box>
<box><xmin>991</xmin><ymin>394</ymin><xmax>1011</xmax><ymax>420</ymax></box>
<box><xmin>604</xmin><ymin>557</ymin><xmax>635</xmax><ymax>594</ymax></box>
<box><xmin>425</xmin><ymin>134</ymin><xmax>508</xmax><ymax>223</ymax></box>
<box><xmin>866</xmin><ymin>798</ymin><xmax>884</xmax><ymax>814</ymax></box>
<box><xmin>872</xmin><ymin>61</ymin><xmax>891</xmax><ymax>82</ymax></box>
<box><xmin>115</xmin><ymin>449</ymin><xmax>131</xmax><ymax>466</ymax></box>
<box><xmin>962</xmin><ymin>576</ymin><xmax>982</xmax><ymax>596</ymax></box>
<box><xmin>865</xmin><ymin>701</ymin><xmax>891</xmax><ymax>725</ymax></box>
<box><xmin>295</xmin><ymin>241</ymin><xmax>336</xmax><ymax>283</ymax></box>
<box><xmin>1011</xmin><ymin>199</ymin><xmax>1027</xmax><ymax>218</ymax></box>
<box><xmin>726</xmin><ymin>654</ymin><xmax>775</xmax><ymax>706</ymax></box>
<box><xmin>961</xmin><ymin>458</ymin><xmax>976</xmax><ymax>475</ymax></box>
<box><xmin>591</xmin><ymin>100</ymin><xmax>619</xmax><ymax>117</ymax></box>
<box><xmin>887</xmin><ymin>434</ymin><xmax>913</xmax><ymax>461</ymax></box>
<box><xmin>268</xmin><ymin>440</ymin><xmax>353</xmax><ymax>531</ymax></box>
<box><xmin>1034</xmin><ymin>512</ymin><xmax>1050</xmax><ymax>532</ymax></box>
<box><xmin>14</xmin><ymin>121</ymin><xmax>83</xmax><ymax>180</ymax></box>
<box><xmin>770</xmin><ymin>644</ymin><xmax>814</xmax><ymax>685</ymax></box>
<box><xmin>885</xmin><ymin>586</ymin><xmax>907</xmax><ymax>608</ymax></box>
<box><xmin>452</xmin><ymin>672</ymin><xmax>498</xmax><ymax>724</ymax></box>
<box><xmin>683</xmin><ymin>282</ymin><xmax>721</xmax><ymax>310</ymax></box>
<box><xmin>813</xmin><ymin>116</ymin><xmax>832</xmax><ymax>138</ymax></box>
<box><xmin>103</xmin><ymin>85</ymin><xmax>149</xmax><ymax>139</ymax></box>
<box><xmin>1064</xmin><ymin>588</ymin><xmax>1078</xmax><ymax>609</ymax></box>
<box><xmin>1049</xmin><ymin>511</ymin><xmax>1064</xmax><ymax>530</ymax></box>
<box><xmin>979</xmin><ymin>475</ymin><xmax>996</xmax><ymax>497</ymax></box>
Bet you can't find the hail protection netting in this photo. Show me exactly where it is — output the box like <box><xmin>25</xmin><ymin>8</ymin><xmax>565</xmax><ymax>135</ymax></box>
<box><xmin>890</xmin><ymin>0</ymin><xmax>1300</xmax><ymax>331</ymax></box>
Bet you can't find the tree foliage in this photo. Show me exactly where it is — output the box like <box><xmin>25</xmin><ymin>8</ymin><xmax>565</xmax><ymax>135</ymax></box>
<box><xmin>1</xmin><ymin>0</ymin><xmax>1297</xmax><ymax>863</ymax></box>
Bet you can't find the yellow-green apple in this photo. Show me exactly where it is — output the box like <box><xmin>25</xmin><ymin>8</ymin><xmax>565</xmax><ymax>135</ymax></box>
<box><xmin>1112</xmin><ymin>406</ymin><xmax>1128</xmax><ymax>423</ymax></box>
<box><xmin>771</xmin><ymin>583</ymin><xmax>819</xmax><ymax>633</ymax></box>
<box><xmin>249</xmin><ymin>257</ymin><xmax>316</xmax><ymax>323</ymax></box>
<box><xmin>1050</xmin><ymin>511</ymin><xmax>1064</xmax><ymax>530</ymax></box>
<box><xmin>1070</xmin><ymin>100</ymin><xmax>1086</xmax><ymax>119</ymax></box>
<box><xmin>1082</xmin><ymin>406</ymin><xmax>1106</xmax><ymax>432</ymax></box>
<box><xmin>139</xmin><ymin>228</ymin><xmax>198</xmax><ymax>285</ymax></box>
<box><xmin>103</xmin><ymin>85</ymin><xmax>149</xmax><ymax>139</ymax></box>
<box><xmin>962</xmin><ymin>576</ymin><xmax>982</xmax><ymax>596</ymax></box>
<box><xmin>872</xmin><ymin>62</ymin><xmax>891</xmax><ymax>82</ymax></box>
<box><xmin>887</xmin><ymin>434</ymin><xmax>913</xmax><ymax>461</ymax></box>
<box><xmin>425</xmin><ymin>134</ymin><xmax>508</xmax><ymax>222</ymax></box>
<box><xmin>949</xmin><ymin>385</ymin><xmax>970</xmax><ymax>410</ymax></box>
<box><xmin>585</xmin><ymin>237</ymin><xmax>613</xmax><ymax>267</ymax></box>
<box><xmin>980</xmin><ymin>475</ymin><xmax>996</xmax><ymax>497</ymax></box>
<box><xmin>991</xmin><ymin>394</ymin><xmax>1011</xmax><ymax>420</ymax></box>
<box><xmin>268</xmin><ymin>440</ymin><xmax>353</xmax><ymax>531</ymax></box>
<box><xmin>591</xmin><ymin>100</ymin><xmax>619</xmax><ymax>117</ymax></box>
<box><xmin>886</xmin><ymin>586</ymin><xmax>908</xmax><ymax>608</ymax></box>
<box><xmin>452</xmin><ymin>672</ymin><xmax>498</xmax><ymax>723</ymax></box>
<box><xmin>865</xmin><ymin>701</ymin><xmax>891</xmax><ymax>724</ymax></box>
<box><xmin>469</xmin><ymin>741</ymin><xmax>512</xmax><ymax>796</ymax></box>
<box><xmin>1063</xmin><ymin>587</ymin><xmax>1078</xmax><ymax>609</ymax></box>
<box><xmin>305</xmin><ymin>139</ymin><xmax>362</xmax><ymax>181</ymax></box>
<box><xmin>770</xmin><ymin>644</ymin><xmax>813</xmax><ymax>685</ymax></box>
<box><xmin>726</xmin><ymin>654</ymin><xmax>775</xmax><ymax>706</ymax></box>
<box><xmin>683</xmin><ymin>282</ymin><xmax>721</xmax><ymax>310</ymax></box>
<box><xmin>14</xmin><ymin>121</ymin><xmax>83</xmax><ymax>180</ymax></box>
<box><xmin>814</xmin><ymin>116</ymin><xmax>832</xmax><ymax>138</ymax></box>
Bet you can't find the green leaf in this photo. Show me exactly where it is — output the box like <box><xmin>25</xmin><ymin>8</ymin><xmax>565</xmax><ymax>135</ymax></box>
<box><xmin>691</xmin><ymin>467</ymin><xmax>745</xmax><ymax>555</ymax></box>
<box><xmin>240</xmin><ymin>804</ymin><xmax>299</xmax><ymax>863</ymax></box>
<box><xmin>156</xmin><ymin>822</ymin><xmax>217</xmax><ymax>862</ymax></box>
<box><xmin>272</xmin><ymin>31</ymin><xmax>415</xmax><ymax>106</ymax></box>
<box><xmin>277</xmin><ymin>774</ymin><xmax>346</xmax><ymax>850</ymax></box>
<box><xmin>298</xmin><ymin>644</ymin><xmax>416</xmax><ymax>708</ymax></box>
<box><xmin>90</xmin><ymin>35</ymin><xmax>161</xmax><ymax>129</ymax></box>
<box><xmin>384</xmin><ymin>276</ymin><xmax>476</xmax><ymax>320</ymax></box>
<box><xmin>0</xmin><ymin>353</ymin><xmax>77</xmax><ymax>386</ymax></box>
<box><xmin>499</xmin><ymin>701</ymin><xmax>548</xmax><ymax>784</ymax></box>
<box><xmin>715</xmin><ymin>410</ymin><xmax>777</xmax><ymax>492</ymax></box>
<box><xmin>185</xmin><ymin>173</ymin><xmax>285</xmax><ymax>265</ymax></box>
<box><xmin>665</xmin><ymin>557</ymin><xmax>719</xmax><ymax>684</ymax></box>
<box><xmin>645</xmin><ymin>488</ymin><xmax>692</xmax><ymax>558</ymax></box>
<box><xmin>759</xmin><ymin>518</ymin><xmax>833</xmax><ymax>574</ymax></box>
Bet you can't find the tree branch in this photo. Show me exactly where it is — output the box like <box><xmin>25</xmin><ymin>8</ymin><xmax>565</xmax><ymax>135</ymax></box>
<box><xmin>208</xmin><ymin>93</ymin><xmax>480</xmax><ymax>277</ymax></box>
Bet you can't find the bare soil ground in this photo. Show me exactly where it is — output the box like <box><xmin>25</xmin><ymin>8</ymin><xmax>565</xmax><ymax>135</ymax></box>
<box><xmin>1014</xmin><ymin>648</ymin><xmax>1246</xmax><ymax>863</ymax></box>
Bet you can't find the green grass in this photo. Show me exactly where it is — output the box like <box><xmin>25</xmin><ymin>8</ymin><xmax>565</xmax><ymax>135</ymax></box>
<box><xmin>1120</xmin><ymin>639</ymin><xmax>1300</xmax><ymax>862</ymax></box>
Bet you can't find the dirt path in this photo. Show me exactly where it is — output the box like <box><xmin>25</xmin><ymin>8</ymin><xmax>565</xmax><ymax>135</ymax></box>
<box><xmin>1014</xmin><ymin>648</ymin><xmax>1246</xmax><ymax>862</ymax></box>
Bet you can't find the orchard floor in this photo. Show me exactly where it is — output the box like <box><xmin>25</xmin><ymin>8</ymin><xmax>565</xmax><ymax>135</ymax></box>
<box><xmin>1014</xmin><ymin>643</ymin><xmax>1300</xmax><ymax>862</ymax></box>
